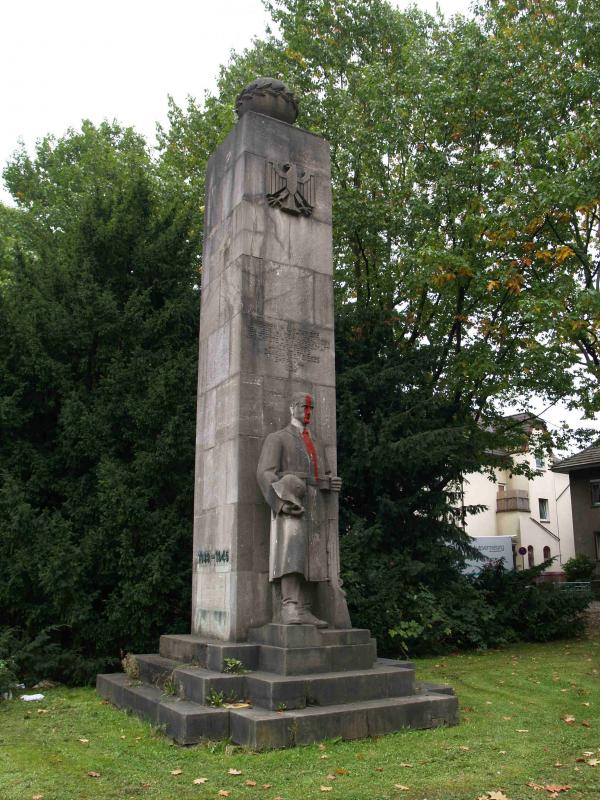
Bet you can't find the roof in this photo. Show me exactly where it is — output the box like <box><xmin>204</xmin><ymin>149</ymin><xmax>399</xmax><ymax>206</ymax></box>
<box><xmin>552</xmin><ymin>445</ymin><xmax>600</xmax><ymax>473</ymax></box>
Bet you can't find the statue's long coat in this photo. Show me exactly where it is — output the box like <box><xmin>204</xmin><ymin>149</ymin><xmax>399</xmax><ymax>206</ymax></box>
<box><xmin>256</xmin><ymin>424</ymin><xmax>331</xmax><ymax>582</ymax></box>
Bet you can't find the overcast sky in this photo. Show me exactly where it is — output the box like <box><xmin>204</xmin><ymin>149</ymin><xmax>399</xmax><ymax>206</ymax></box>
<box><xmin>1</xmin><ymin>0</ymin><xmax>596</xmax><ymax>446</ymax></box>
<box><xmin>0</xmin><ymin>0</ymin><xmax>473</xmax><ymax>201</ymax></box>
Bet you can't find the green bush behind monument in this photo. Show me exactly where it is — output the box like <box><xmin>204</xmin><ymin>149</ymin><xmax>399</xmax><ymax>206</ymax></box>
<box><xmin>0</xmin><ymin>123</ymin><xmax>199</xmax><ymax>684</ymax></box>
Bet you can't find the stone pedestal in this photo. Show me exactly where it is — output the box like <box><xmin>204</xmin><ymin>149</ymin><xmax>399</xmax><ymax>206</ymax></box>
<box><xmin>192</xmin><ymin>110</ymin><xmax>343</xmax><ymax>640</ymax></box>
<box><xmin>97</xmin><ymin>626</ymin><xmax>458</xmax><ymax>748</ymax></box>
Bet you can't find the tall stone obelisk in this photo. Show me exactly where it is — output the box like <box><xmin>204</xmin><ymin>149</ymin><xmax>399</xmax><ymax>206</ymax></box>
<box><xmin>98</xmin><ymin>80</ymin><xmax>459</xmax><ymax>747</ymax></box>
<box><xmin>192</xmin><ymin>78</ymin><xmax>348</xmax><ymax>641</ymax></box>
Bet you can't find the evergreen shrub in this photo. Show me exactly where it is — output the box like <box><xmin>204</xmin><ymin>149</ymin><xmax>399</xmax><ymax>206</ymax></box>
<box><xmin>563</xmin><ymin>555</ymin><xmax>596</xmax><ymax>582</ymax></box>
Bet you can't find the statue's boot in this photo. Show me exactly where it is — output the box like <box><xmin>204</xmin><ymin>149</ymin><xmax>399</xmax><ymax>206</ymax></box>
<box><xmin>280</xmin><ymin>574</ymin><xmax>303</xmax><ymax>625</ymax></box>
<box><xmin>281</xmin><ymin>573</ymin><xmax>329</xmax><ymax>627</ymax></box>
<box><xmin>298</xmin><ymin>606</ymin><xmax>328</xmax><ymax>628</ymax></box>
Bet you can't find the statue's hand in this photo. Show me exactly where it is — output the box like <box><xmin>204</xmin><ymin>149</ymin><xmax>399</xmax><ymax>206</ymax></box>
<box><xmin>281</xmin><ymin>502</ymin><xmax>304</xmax><ymax>516</ymax></box>
<box><xmin>329</xmin><ymin>476</ymin><xmax>342</xmax><ymax>492</ymax></box>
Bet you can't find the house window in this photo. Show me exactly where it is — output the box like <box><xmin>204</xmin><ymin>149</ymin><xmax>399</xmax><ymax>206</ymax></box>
<box><xmin>591</xmin><ymin>481</ymin><xmax>600</xmax><ymax>507</ymax></box>
<box><xmin>535</xmin><ymin>455</ymin><xmax>544</xmax><ymax>469</ymax></box>
<box><xmin>543</xmin><ymin>545</ymin><xmax>551</xmax><ymax>560</ymax></box>
<box><xmin>539</xmin><ymin>498</ymin><xmax>549</xmax><ymax>520</ymax></box>
<box><xmin>596</xmin><ymin>532</ymin><xmax>600</xmax><ymax>561</ymax></box>
<box><xmin>527</xmin><ymin>545</ymin><xmax>535</xmax><ymax>567</ymax></box>
<box><xmin>497</xmin><ymin>483</ymin><xmax>506</xmax><ymax>493</ymax></box>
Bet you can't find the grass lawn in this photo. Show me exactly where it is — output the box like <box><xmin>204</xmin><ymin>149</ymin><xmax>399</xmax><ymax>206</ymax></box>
<box><xmin>1</xmin><ymin>637</ymin><xmax>598</xmax><ymax>800</ymax></box>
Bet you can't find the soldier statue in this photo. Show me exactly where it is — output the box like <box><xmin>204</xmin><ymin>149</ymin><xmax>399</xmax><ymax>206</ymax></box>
<box><xmin>256</xmin><ymin>392</ymin><xmax>345</xmax><ymax>626</ymax></box>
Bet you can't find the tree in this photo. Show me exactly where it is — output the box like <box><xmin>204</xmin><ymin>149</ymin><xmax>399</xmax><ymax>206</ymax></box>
<box><xmin>0</xmin><ymin>122</ymin><xmax>199</xmax><ymax>682</ymax></box>
<box><xmin>158</xmin><ymin>0</ymin><xmax>596</xmax><ymax>650</ymax></box>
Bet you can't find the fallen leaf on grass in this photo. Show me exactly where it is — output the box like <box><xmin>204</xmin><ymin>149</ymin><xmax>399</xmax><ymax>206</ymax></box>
<box><xmin>374</xmin><ymin>766</ymin><xmax>384</xmax><ymax>771</ymax></box>
<box><xmin>477</xmin><ymin>792</ymin><xmax>510</xmax><ymax>800</ymax></box>
<box><xmin>245</xmin><ymin>779</ymin><xmax>257</xmax><ymax>786</ymax></box>
<box><xmin>335</xmin><ymin>768</ymin><xmax>349</xmax><ymax>776</ymax></box>
<box><xmin>37</xmin><ymin>709</ymin><xmax>49</xmax><ymax>715</ymax></box>
<box><xmin>262</xmin><ymin>784</ymin><xmax>272</xmax><ymax>789</ymax></box>
<box><xmin>320</xmin><ymin>787</ymin><xmax>333</xmax><ymax>792</ymax></box>
<box><xmin>460</xmin><ymin>746</ymin><xmax>470</xmax><ymax>751</ymax></box>
<box><xmin>561</xmin><ymin>715</ymin><xmax>575</xmax><ymax>724</ymax></box>
<box><xmin>544</xmin><ymin>786</ymin><xmax>570</xmax><ymax>793</ymax></box>
<box><xmin>575</xmin><ymin>758</ymin><xmax>586</xmax><ymax>763</ymax></box>
<box><xmin>228</xmin><ymin>769</ymin><xmax>243</xmax><ymax>775</ymax></box>
<box><xmin>171</xmin><ymin>769</ymin><xmax>183</xmax><ymax>776</ymax></box>
<box><xmin>581</xmin><ymin>721</ymin><xmax>591</xmax><ymax>728</ymax></box>
<box><xmin>218</xmin><ymin>792</ymin><xmax>230</xmax><ymax>798</ymax></box>
<box><xmin>393</xmin><ymin>785</ymin><xmax>410</xmax><ymax>791</ymax></box>
<box><xmin>78</xmin><ymin>738</ymin><xmax>89</xmax><ymax>744</ymax></box>
<box><xmin>318</xmin><ymin>743</ymin><xmax>326</xmax><ymax>750</ymax></box>
<box><xmin>193</xmin><ymin>777</ymin><xmax>208</xmax><ymax>784</ymax></box>
<box><xmin>32</xmin><ymin>795</ymin><xmax>44</xmax><ymax>799</ymax></box>
<box><xmin>516</xmin><ymin>729</ymin><xmax>529</xmax><ymax>733</ymax></box>
<box><xmin>499</xmin><ymin>751</ymin><xmax>507</xmax><ymax>755</ymax></box>
<box><xmin>588</xmin><ymin>759</ymin><xmax>600</xmax><ymax>767</ymax></box>
<box><xmin>320</xmin><ymin>754</ymin><xmax>329</xmax><ymax>759</ymax></box>
<box><xmin>325</xmin><ymin>774</ymin><xmax>336</xmax><ymax>781</ymax></box>
<box><xmin>87</xmin><ymin>771</ymin><xmax>101</xmax><ymax>778</ymax></box>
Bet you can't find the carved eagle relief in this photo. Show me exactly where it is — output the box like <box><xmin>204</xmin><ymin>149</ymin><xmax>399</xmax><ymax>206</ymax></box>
<box><xmin>266</xmin><ymin>161</ymin><xmax>315</xmax><ymax>216</ymax></box>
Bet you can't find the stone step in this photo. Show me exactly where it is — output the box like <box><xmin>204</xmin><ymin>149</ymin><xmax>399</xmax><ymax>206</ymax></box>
<box><xmin>229</xmin><ymin>692</ymin><xmax>460</xmax><ymax>749</ymax></box>
<box><xmin>134</xmin><ymin>654</ymin><xmax>246</xmax><ymax>704</ymax></box>
<box><xmin>258</xmin><ymin>639</ymin><xmax>377</xmax><ymax>674</ymax></box>
<box><xmin>248</xmin><ymin>624</ymin><xmax>371</xmax><ymax>648</ymax></box>
<box><xmin>96</xmin><ymin>673</ymin><xmax>229</xmax><ymax>744</ymax></box>
<box><xmin>135</xmin><ymin>653</ymin><xmax>416</xmax><ymax>710</ymax></box>
<box><xmin>245</xmin><ymin>662</ymin><xmax>415</xmax><ymax>710</ymax></box>
<box><xmin>97</xmin><ymin>672</ymin><xmax>458</xmax><ymax>749</ymax></box>
<box><xmin>159</xmin><ymin>634</ymin><xmax>259</xmax><ymax>671</ymax></box>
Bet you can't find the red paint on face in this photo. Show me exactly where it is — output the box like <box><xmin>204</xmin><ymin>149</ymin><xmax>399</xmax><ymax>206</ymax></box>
<box><xmin>301</xmin><ymin>394</ymin><xmax>318</xmax><ymax>479</ymax></box>
<box><xmin>303</xmin><ymin>394</ymin><xmax>313</xmax><ymax>425</ymax></box>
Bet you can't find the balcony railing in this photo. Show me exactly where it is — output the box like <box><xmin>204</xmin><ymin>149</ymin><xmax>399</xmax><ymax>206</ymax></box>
<box><xmin>496</xmin><ymin>489</ymin><xmax>530</xmax><ymax>513</ymax></box>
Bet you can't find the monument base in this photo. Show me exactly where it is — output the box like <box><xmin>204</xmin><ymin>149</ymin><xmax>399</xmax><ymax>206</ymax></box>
<box><xmin>97</xmin><ymin>626</ymin><xmax>458</xmax><ymax>748</ymax></box>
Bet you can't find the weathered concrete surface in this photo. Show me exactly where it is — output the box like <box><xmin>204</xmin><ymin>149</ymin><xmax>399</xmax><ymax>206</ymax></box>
<box><xmin>193</xmin><ymin>111</ymin><xmax>343</xmax><ymax>641</ymax></box>
<box><xmin>97</xmin><ymin>647</ymin><xmax>458</xmax><ymax>749</ymax></box>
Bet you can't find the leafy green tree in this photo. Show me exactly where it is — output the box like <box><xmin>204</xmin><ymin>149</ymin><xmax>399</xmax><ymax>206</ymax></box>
<box><xmin>0</xmin><ymin>122</ymin><xmax>199</xmax><ymax>683</ymax></box>
<box><xmin>469</xmin><ymin>0</ymin><xmax>600</xmax><ymax>414</ymax></box>
<box><xmin>158</xmin><ymin>0</ymin><xmax>593</xmax><ymax>648</ymax></box>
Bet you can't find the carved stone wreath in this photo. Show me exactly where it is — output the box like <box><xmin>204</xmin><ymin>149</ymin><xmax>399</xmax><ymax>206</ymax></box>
<box><xmin>235</xmin><ymin>78</ymin><xmax>298</xmax><ymax>124</ymax></box>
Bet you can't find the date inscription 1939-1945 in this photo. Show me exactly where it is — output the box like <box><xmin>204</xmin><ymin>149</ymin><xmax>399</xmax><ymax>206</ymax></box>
<box><xmin>197</xmin><ymin>549</ymin><xmax>230</xmax><ymax>566</ymax></box>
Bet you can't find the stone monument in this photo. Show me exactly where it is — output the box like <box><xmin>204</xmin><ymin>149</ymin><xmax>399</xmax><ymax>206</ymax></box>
<box><xmin>97</xmin><ymin>77</ymin><xmax>458</xmax><ymax>747</ymax></box>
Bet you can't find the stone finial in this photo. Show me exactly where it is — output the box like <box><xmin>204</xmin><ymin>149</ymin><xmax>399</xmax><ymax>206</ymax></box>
<box><xmin>235</xmin><ymin>78</ymin><xmax>299</xmax><ymax>124</ymax></box>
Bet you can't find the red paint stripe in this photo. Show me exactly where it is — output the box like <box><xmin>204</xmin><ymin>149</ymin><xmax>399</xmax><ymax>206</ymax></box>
<box><xmin>302</xmin><ymin>394</ymin><xmax>318</xmax><ymax>479</ymax></box>
<box><xmin>302</xmin><ymin>429</ymin><xmax>319</xmax><ymax>480</ymax></box>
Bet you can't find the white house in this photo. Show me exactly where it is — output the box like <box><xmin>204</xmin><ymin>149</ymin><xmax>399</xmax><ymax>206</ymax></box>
<box><xmin>461</xmin><ymin>420</ymin><xmax>576</xmax><ymax>572</ymax></box>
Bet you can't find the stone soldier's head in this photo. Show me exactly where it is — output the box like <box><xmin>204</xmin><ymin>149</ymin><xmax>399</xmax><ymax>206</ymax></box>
<box><xmin>290</xmin><ymin>392</ymin><xmax>314</xmax><ymax>426</ymax></box>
